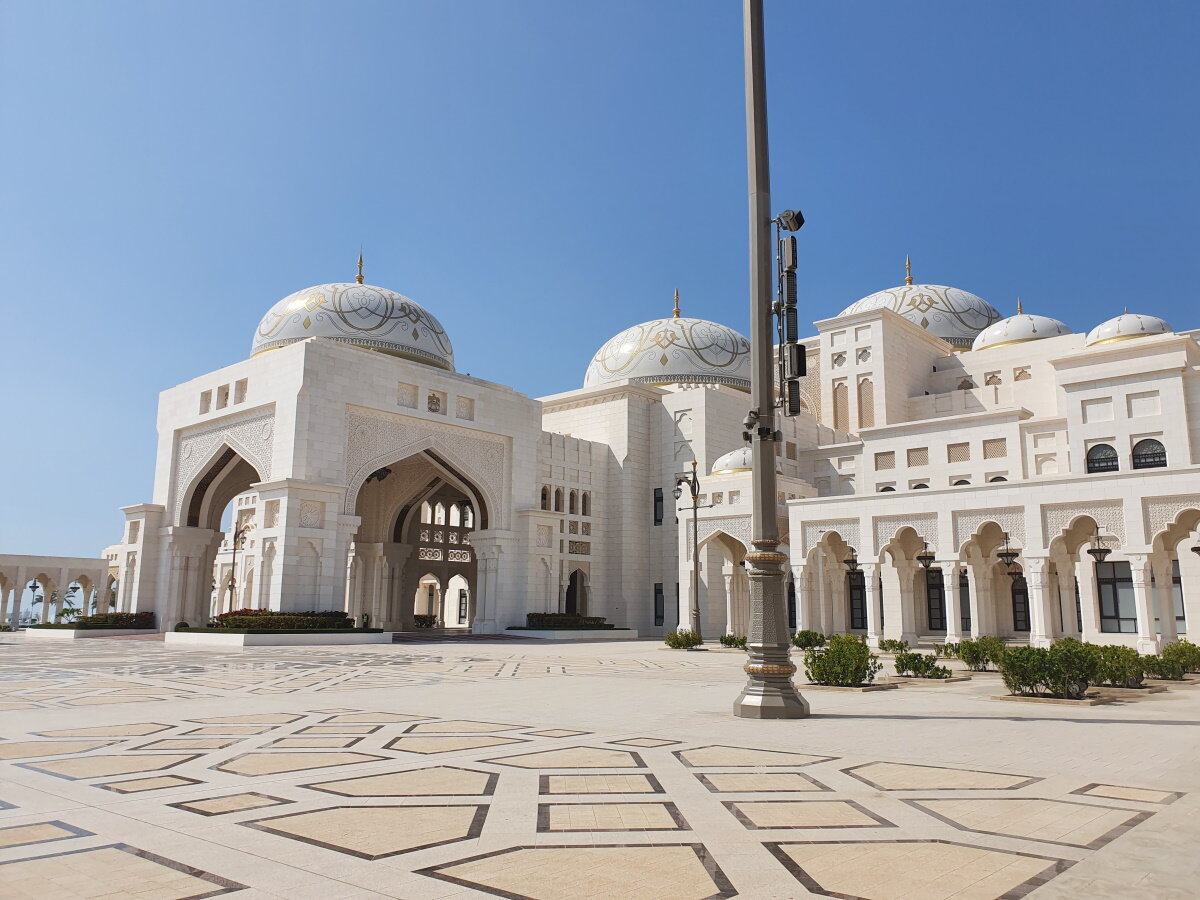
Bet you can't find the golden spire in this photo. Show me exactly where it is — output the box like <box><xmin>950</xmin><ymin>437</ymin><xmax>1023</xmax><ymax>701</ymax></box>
<box><xmin>673</xmin><ymin>288</ymin><xmax>681</xmax><ymax>318</ymax></box>
<box><xmin>1016</xmin><ymin>297</ymin><xmax>1023</xmax><ymax>315</ymax></box>
<box><xmin>905</xmin><ymin>255</ymin><xmax>913</xmax><ymax>285</ymax></box>
<box><xmin>355</xmin><ymin>253</ymin><xmax>364</xmax><ymax>285</ymax></box>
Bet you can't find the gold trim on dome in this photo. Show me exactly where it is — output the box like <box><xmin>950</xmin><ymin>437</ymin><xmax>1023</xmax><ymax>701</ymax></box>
<box><xmin>977</xmin><ymin>337</ymin><xmax>1041</xmax><ymax>351</ymax></box>
<box><xmin>713</xmin><ymin>467</ymin><xmax>751</xmax><ymax>475</ymax></box>
<box><xmin>1090</xmin><ymin>333</ymin><xmax>1156</xmax><ymax>346</ymax></box>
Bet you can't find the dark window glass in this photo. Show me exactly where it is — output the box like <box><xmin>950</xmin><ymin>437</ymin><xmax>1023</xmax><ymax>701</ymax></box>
<box><xmin>654</xmin><ymin>583</ymin><xmax>665</xmax><ymax>627</ymax></box>
<box><xmin>787</xmin><ymin>580</ymin><xmax>797</xmax><ymax>630</ymax></box>
<box><xmin>959</xmin><ymin>570</ymin><xmax>972</xmax><ymax>632</ymax></box>
<box><xmin>653</xmin><ymin>488</ymin><xmax>664</xmax><ymax>526</ymax></box>
<box><xmin>1172</xmin><ymin>559</ymin><xmax>1187</xmax><ymax>634</ymax></box>
<box><xmin>847</xmin><ymin>570</ymin><xmax>867</xmax><ymax>630</ymax></box>
<box><xmin>1010</xmin><ymin>574</ymin><xmax>1030</xmax><ymax>632</ymax></box>
<box><xmin>1132</xmin><ymin>438</ymin><xmax>1167</xmax><ymax>469</ymax></box>
<box><xmin>1074</xmin><ymin>577</ymin><xmax>1082</xmax><ymax>632</ymax></box>
<box><xmin>1086</xmin><ymin>443</ymin><xmax>1119</xmax><ymax>474</ymax></box>
<box><xmin>1096</xmin><ymin>561</ymin><xmax>1136</xmax><ymax>632</ymax></box>
<box><xmin>457</xmin><ymin>590</ymin><xmax>468</xmax><ymax>624</ymax></box>
<box><xmin>988</xmin><ymin>476</ymin><xmax>1008</xmax><ymax>483</ymax></box>
<box><xmin>953</xmin><ymin>480</ymin><xmax>971</xmax><ymax>486</ymax></box>
<box><xmin>879</xmin><ymin>486</ymin><xmax>896</xmax><ymax>492</ymax></box>
<box><xmin>878</xmin><ymin>574</ymin><xmax>885</xmax><ymax>627</ymax></box>
<box><xmin>913</xmin><ymin>483</ymin><xmax>929</xmax><ymax>490</ymax></box>
<box><xmin>925</xmin><ymin>568</ymin><xmax>946</xmax><ymax>631</ymax></box>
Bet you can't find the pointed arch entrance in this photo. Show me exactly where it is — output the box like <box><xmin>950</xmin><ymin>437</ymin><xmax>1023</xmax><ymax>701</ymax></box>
<box><xmin>565</xmin><ymin>569</ymin><xmax>588</xmax><ymax>616</ymax></box>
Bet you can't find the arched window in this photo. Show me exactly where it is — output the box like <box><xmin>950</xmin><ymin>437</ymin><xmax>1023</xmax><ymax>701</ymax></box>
<box><xmin>420</xmin><ymin>502</ymin><xmax>433</xmax><ymax>524</ymax></box>
<box><xmin>461</xmin><ymin>505</ymin><xmax>474</xmax><ymax>529</ymax></box>
<box><xmin>857</xmin><ymin>378</ymin><xmax>875</xmax><ymax>429</ymax></box>
<box><xmin>581</xmin><ymin>492</ymin><xmax>591</xmax><ymax>516</ymax></box>
<box><xmin>449</xmin><ymin>504</ymin><xmax>461</xmax><ymax>527</ymax></box>
<box><xmin>540</xmin><ymin>487</ymin><xmax>550</xmax><ymax>510</ymax></box>
<box><xmin>988</xmin><ymin>476</ymin><xmax>1008</xmax><ymax>483</ymax></box>
<box><xmin>832</xmin><ymin>382</ymin><xmax>849</xmax><ymax>433</ymax></box>
<box><xmin>434</xmin><ymin>503</ymin><xmax>447</xmax><ymax>525</ymax></box>
<box><xmin>878</xmin><ymin>486</ymin><xmax>896</xmax><ymax>493</ymax></box>
<box><xmin>569</xmin><ymin>490</ymin><xmax>578</xmax><ymax>514</ymax></box>
<box><xmin>554</xmin><ymin>488</ymin><xmax>563</xmax><ymax>512</ymax></box>
<box><xmin>1086</xmin><ymin>443</ymin><xmax>1119</xmax><ymax>474</ymax></box>
<box><xmin>953</xmin><ymin>480</ymin><xmax>971</xmax><ymax>486</ymax></box>
<box><xmin>1131</xmin><ymin>438</ymin><xmax>1167</xmax><ymax>469</ymax></box>
<box><xmin>913</xmin><ymin>483</ymin><xmax>929</xmax><ymax>490</ymax></box>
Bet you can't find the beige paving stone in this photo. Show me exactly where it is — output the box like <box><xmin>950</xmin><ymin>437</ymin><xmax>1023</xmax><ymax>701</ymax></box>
<box><xmin>184</xmin><ymin>725</ymin><xmax>274</xmax><ymax>736</ymax></box>
<box><xmin>525</xmin><ymin>729</ymin><xmax>589</xmax><ymax>738</ymax></box>
<box><xmin>294</xmin><ymin>724</ymin><xmax>378</xmax><ymax>735</ymax></box>
<box><xmin>1076</xmin><ymin>784</ymin><xmax>1180</xmax><ymax>804</ymax></box>
<box><xmin>0</xmin><ymin>844</ymin><xmax>243</xmax><ymax>899</ymax></box>
<box><xmin>188</xmin><ymin>713</ymin><xmax>303</xmax><ymax>725</ymax></box>
<box><xmin>0</xmin><ymin>740</ymin><xmax>114</xmax><ymax>760</ymax></box>
<box><xmin>404</xmin><ymin>719</ymin><xmax>524</xmax><ymax>733</ymax></box>
<box><xmin>675</xmin><ymin>745</ymin><xmax>831</xmax><ymax>768</ymax></box>
<box><xmin>912</xmin><ymin>798</ymin><xmax>1149</xmax><ymax>848</ymax></box>
<box><xmin>0</xmin><ymin>702</ymin><xmax>38</xmax><ymax>711</ymax></box>
<box><xmin>21</xmin><ymin>753</ymin><xmax>199</xmax><ymax>781</ymax></box>
<box><xmin>487</xmin><ymin>746</ymin><xmax>644</xmax><ymax>769</ymax></box>
<box><xmin>135</xmin><ymin>738</ymin><xmax>239</xmax><ymax>751</ymax></box>
<box><xmin>247</xmin><ymin>804</ymin><xmax>486</xmax><ymax>859</ymax></box>
<box><xmin>420</xmin><ymin>844</ymin><xmax>733</xmax><ymax>900</ymax></box>
<box><xmin>306</xmin><ymin>765</ymin><xmax>496</xmax><ymax>797</ymax></box>
<box><xmin>171</xmin><ymin>793</ymin><xmax>291</xmax><ymax>816</ymax></box>
<box><xmin>698</xmin><ymin>772</ymin><xmax>828</xmax><ymax>793</ymax></box>
<box><xmin>98</xmin><ymin>775</ymin><xmax>201</xmax><ymax>793</ymax></box>
<box><xmin>611</xmin><ymin>737</ymin><xmax>679</xmax><ymax>748</ymax></box>
<box><xmin>0</xmin><ymin>821</ymin><xmax>88</xmax><ymax>849</ymax></box>
<box><xmin>215</xmin><ymin>751</ymin><xmax>386</xmax><ymax>776</ymax></box>
<box><xmin>727</xmin><ymin>799</ymin><xmax>890</xmax><ymax>829</ymax></box>
<box><xmin>542</xmin><ymin>774</ymin><xmax>662</xmax><ymax>795</ymax></box>
<box><xmin>269</xmin><ymin>736</ymin><xmax>361</xmax><ymax>748</ymax></box>
<box><xmin>385</xmin><ymin>735</ymin><xmax>525</xmax><ymax>754</ymax></box>
<box><xmin>34</xmin><ymin>723</ymin><xmax>171</xmax><ymax>738</ymax></box>
<box><xmin>320</xmin><ymin>712</ymin><xmax>425</xmax><ymax>724</ymax></box>
<box><xmin>767</xmin><ymin>840</ymin><xmax>1065</xmax><ymax>900</ymax></box>
<box><xmin>62</xmin><ymin>695</ymin><xmax>162</xmax><ymax>706</ymax></box>
<box><xmin>542</xmin><ymin>802</ymin><xmax>685</xmax><ymax>831</ymax></box>
<box><xmin>845</xmin><ymin>761</ymin><xmax>1038</xmax><ymax>790</ymax></box>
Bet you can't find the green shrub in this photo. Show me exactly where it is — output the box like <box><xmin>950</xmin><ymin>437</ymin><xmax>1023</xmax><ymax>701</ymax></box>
<box><xmin>664</xmin><ymin>629</ymin><xmax>702</xmax><ymax>649</ymax></box>
<box><xmin>213</xmin><ymin>608</ymin><xmax>354</xmax><ymax>631</ymax></box>
<box><xmin>1047</xmin><ymin>638</ymin><xmax>1100</xmax><ymax>699</ymax></box>
<box><xmin>1143</xmin><ymin>654</ymin><xmax>1186</xmax><ymax>680</ymax></box>
<box><xmin>1092</xmin><ymin>644</ymin><xmax>1144</xmax><ymax>688</ymax></box>
<box><xmin>894</xmin><ymin>652</ymin><xmax>952</xmax><ymax>679</ymax></box>
<box><xmin>413</xmin><ymin>614</ymin><xmax>437</xmax><ymax>628</ymax></box>
<box><xmin>877</xmin><ymin>638</ymin><xmax>909</xmax><ymax>653</ymax></box>
<box><xmin>76</xmin><ymin>611</ymin><xmax>156</xmax><ymax>628</ymax></box>
<box><xmin>956</xmin><ymin>639</ymin><xmax>988</xmax><ymax>671</ymax></box>
<box><xmin>833</xmin><ymin>633</ymin><xmax>867</xmax><ymax>644</ymax></box>
<box><xmin>526</xmin><ymin>613</ymin><xmax>609</xmax><ymax>629</ymax></box>
<box><xmin>803</xmin><ymin>634</ymin><xmax>882</xmax><ymax>686</ymax></box>
<box><xmin>720</xmin><ymin>634</ymin><xmax>748</xmax><ymax>649</ymax></box>
<box><xmin>1162</xmin><ymin>640</ymin><xmax>1200</xmax><ymax>673</ymax></box>
<box><xmin>174</xmin><ymin>622</ymin><xmax>190</xmax><ymax>631</ymax></box>
<box><xmin>999</xmin><ymin>647</ymin><xmax>1052</xmax><ymax>696</ymax></box>
<box><xmin>791</xmin><ymin>630</ymin><xmax>826</xmax><ymax>649</ymax></box>
<box><xmin>933</xmin><ymin>642</ymin><xmax>960</xmax><ymax>659</ymax></box>
<box><xmin>975</xmin><ymin>635</ymin><xmax>1008</xmax><ymax>669</ymax></box>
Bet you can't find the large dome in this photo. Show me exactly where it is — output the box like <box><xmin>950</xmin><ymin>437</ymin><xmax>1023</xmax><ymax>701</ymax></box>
<box><xmin>251</xmin><ymin>282</ymin><xmax>454</xmax><ymax>370</ymax></box>
<box><xmin>1086</xmin><ymin>312</ymin><xmax>1172</xmax><ymax>347</ymax></box>
<box><xmin>841</xmin><ymin>284</ymin><xmax>1001</xmax><ymax>348</ymax></box>
<box><xmin>972</xmin><ymin>311</ymin><xmax>1072</xmax><ymax>351</ymax></box>
<box><xmin>584</xmin><ymin>315</ymin><xmax>751</xmax><ymax>391</ymax></box>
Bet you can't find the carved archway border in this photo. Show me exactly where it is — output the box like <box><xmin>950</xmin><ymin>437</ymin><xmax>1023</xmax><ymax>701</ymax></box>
<box><xmin>172</xmin><ymin>409</ymin><xmax>273</xmax><ymax>526</ymax></box>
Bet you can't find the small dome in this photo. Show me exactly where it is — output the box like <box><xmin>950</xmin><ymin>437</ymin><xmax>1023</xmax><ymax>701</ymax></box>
<box><xmin>251</xmin><ymin>282</ymin><xmax>454</xmax><ymax>370</ymax></box>
<box><xmin>972</xmin><ymin>312</ymin><xmax>1072</xmax><ymax>351</ymax></box>
<box><xmin>712</xmin><ymin>446</ymin><xmax>752</xmax><ymax>474</ymax></box>
<box><xmin>1085</xmin><ymin>312</ymin><xmax>1173</xmax><ymax>347</ymax></box>
<box><xmin>584</xmin><ymin>315</ymin><xmax>750</xmax><ymax>390</ymax></box>
<box><xmin>841</xmin><ymin>284</ymin><xmax>1000</xmax><ymax>348</ymax></box>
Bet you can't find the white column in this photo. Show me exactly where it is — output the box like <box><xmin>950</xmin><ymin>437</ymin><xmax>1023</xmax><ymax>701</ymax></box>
<box><xmin>1026</xmin><ymin>558</ymin><xmax>1055</xmax><ymax>648</ymax></box>
<box><xmin>1077</xmin><ymin>553</ymin><xmax>1101</xmax><ymax>643</ymax></box>
<box><xmin>862</xmin><ymin>563</ymin><xmax>882</xmax><ymax>647</ymax></box>
<box><xmin>1129</xmin><ymin>555</ymin><xmax>1161</xmax><ymax>655</ymax></box>
<box><xmin>722</xmin><ymin>563</ymin><xmax>736</xmax><ymax>637</ymax></box>
<box><xmin>1153</xmin><ymin>557</ymin><xmax>1178</xmax><ymax>644</ymax></box>
<box><xmin>942</xmin><ymin>564</ymin><xmax>963</xmax><ymax>643</ymax></box>
<box><xmin>791</xmin><ymin>566</ymin><xmax>810</xmax><ymax>632</ymax></box>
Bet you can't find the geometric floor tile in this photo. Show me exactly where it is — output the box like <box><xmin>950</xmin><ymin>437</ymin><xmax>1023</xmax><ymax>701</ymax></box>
<box><xmin>187</xmin><ymin>714</ymin><xmax>303</xmax><ymax>725</ymax></box>
<box><xmin>486</xmin><ymin>746</ymin><xmax>645</xmax><ymax>769</ymax></box>
<box><xmin>245</xmin><ymin>804</ymin><xmax>487</xmax><ymax>859</ymax></box>
<box><xmin>133</xmin><ymin>738</ymin><xmax>239</xmax><ymax>751</ymax></box>
<box><xmin>404</xmin><ymin>719</ymin><xmax>525</xmax><ymax>733</ymax></box>
<box><xmin>537</xmin><ymin>801</ymin><xmax>687</xmax><ymax>832</ymax></box>
<box><xmin>541</xmin><ymin>773</ymin><xmax>664</xmax><ymax>795</ymax></box>
<box><xmin>33</xmin><ymin>723</ymin><xmax>171</xmax><ymax>738</ymax></box>
<box><xmin>319</xmin><ymin>712</ymin><xmax>426</xmax><ymax>724</ymax></box>
<box><xmin>697</xmin><ymin>772</ymin><xmax>829</xmax><ymax>793</ymax></box>
<box><xmin>295</xmin><ymin>725</ymin><xmax>380</xmax><ymax>735</ymax></box>
<box><xmin>725</xmin><ymin>799</ymin><xmax>893</xmax><ymax>829</ymax></box>
<box><xmin>674</xmin><ymin>745</ymin><xmax>833</xmax><ymax>768</ymax></box>
<box><xmin>304</xmin><ymin>765</ymin><xmax>498</xmax><ymax>797</ymax></box>
<box><xmin>0</xmin><ymin>741</ymin><xmax>115</xmax><ymax>760</ymax></box>
<box><xmin>1071</xmin><ymin>783</ymin><xmax>1183</xmax><ymax>805</ymax></box>
<box><xmin>213</xmin><ymin>752</ymin><xmax>387</xmax><ymax>776</ymax></box>
<box><xmin>526</xmin><ymin>729</ymin><xmax>590</xmax><ymax>739</ymax></box>
<box><xmin>96</xmin><ymin>775</ymin><xmax>204</xmax><ymax>794</ymax></box>
<box><xmin>419</xmin><ymin>844</ymin><xmax>736</xmax><ymax>900</ymax></box>
<box><xmin>19</xmin><ymin>754</ymin><xmax>200</xmax><ymax>781</ymax></box>
<box><xmin>182</xmin><ymin>725</ymin><xmax>274</xmax><ymax>736</ymax></box>
<box><xmin>843</xmin><ymin>762</ymin><xmax>1041</xmax><ymax>791</ymax></box>
<box><xmin>266</xmin><ymin>737</ymin><xmax>363</xmax><ymax>749</ymax></box>
<box><xmin>0</xmin><ymin>844</ymin><xmax>245</xmax><ymax>899</ymax></box>
<box><xmin>907</xmin><ymin>798</ymin><xmax>1152</xmax><ymax>849</ymax></box>
<box><xmin>385</xmin><ymin>735</ymin><xmax>526</xmax><ymax>755</ymax></box>
<box><xmin>0</xmin><ymin>821</ymin><xmax>91</xmax><ymax>850</ymax></box>
<box><xmin>765</xmin><ymin>839</ymin><xmax>1071</xmax><ymax>900</ymax></box>
<box><xmin>169</xmin><ymin>793</ymin><xmax>293</xmax><ymax>817</ymax></box>
<box><xmin>611</xmin><ymin>738</ymin><xmax>680</xmax><ymax>748</ymax></box>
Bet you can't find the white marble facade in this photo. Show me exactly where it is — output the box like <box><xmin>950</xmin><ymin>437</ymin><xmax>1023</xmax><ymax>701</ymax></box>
<box><xmin>82</xmin><ymin>271</ymin><xmax>1200</xmax><ymax>650</ymax></box>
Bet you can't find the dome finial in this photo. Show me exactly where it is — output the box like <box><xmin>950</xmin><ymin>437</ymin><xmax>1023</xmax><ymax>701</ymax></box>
<box><xmin>355</xmin><ymin>253</ymin><xmax>364</xmax><ymax>285</ymax></box>
<box><xmin>673</xmin><ymin>288</ymin><xmax>681</xmax><ymax>318</ymax></box>
<box><xmin>1016</xmin><ymin>297</ymin><xmax>1023</xmax><ymax>315</ymax></box>
<box><xmin>905</xmin><ymin>255</ymin><xmax>913</xmax><ymax>285</ymax></box>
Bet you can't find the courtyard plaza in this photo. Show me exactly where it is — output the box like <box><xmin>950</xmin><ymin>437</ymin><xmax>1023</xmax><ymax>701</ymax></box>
<box><xmin>0</xmin><ymin>634</ymin><xmax>1196</xmax><ymax>900</ymax></box>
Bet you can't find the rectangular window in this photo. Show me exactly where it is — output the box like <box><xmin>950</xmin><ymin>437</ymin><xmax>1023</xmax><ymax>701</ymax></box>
<box><xmin>654</xmin><ymin>583</ymin><xmax>665</xmax><ymax>627</ymax></box>
<box><xmin>874</xmin><ymin>451</ymin><xmax>895</xmax><ymax>471</ymax></box>
<box><xmin>216</xmin><ymin>384</ymin><xmax>230</xmax><ymax>409</ymax></box>
<box><xmin>847</xmin><ymin>570</ymin><xmax>867</xmax><ymax>630</ymax></box>
<box><xmin>959</xmin><ymin>570</ymin><xmax>972</xmax><ymax>633</ymax></box>
<box><xmin>925</xmin><ymin>569</ymin><xmax>946</xmax><ymax>631</ymax></box>
<box><xmin>1097</xmin><ymin>561</ymin><xmax>1137</xmax><ymax>633</ymax></box>
<box><xmin>653</xmin><ymin>488</ymin><xmax>663</xmax><ymax>526</ymax></box>
<box><xmin>983</xmin><ymin>438</ymin><xmax>1007</xmax><ymax>459</ymax></box>
<box><xmin>907</xmin><ymin>447</ymin><xmax>929</xmax><ymax>467</ymax></box>
<box><xmin>234</xmin><ymin>378</ymin><xmax>248</xmax><ymax>404</ymax></box>
<box><xmin>787</xmin><ymin>580</ymin><xmax>797</xmax><ymax>630</ymax></box>
<box><xmin>458</xmin><ymin>590</ymin><xmax>468</xmax><ymax>624</ymax></box>
<box><xmin>947</xmin><ymin>442</ymin><xmax>970</xmax><ymax>463</ymax></box>
<box><xmin>1010</xmin><ymin>575</ymin><xmax>1030</xmax><ymax>632</ymax></box>
<box><xmin>1172</xmin><ymin>560</ymin><xmax>1187</xmax><ymax>634</ymax></box>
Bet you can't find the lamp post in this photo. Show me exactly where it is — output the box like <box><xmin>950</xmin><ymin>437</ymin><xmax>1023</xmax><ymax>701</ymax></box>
<box><xmin>226</xmin><ymin>521</ymin><xmax>249</xmax><ymax>613</ymax></box>
<box><xmin>733</xmin><ymin>0</ymin><xmax>809</xmax><ymax>719</ymax></box>
<box><xmin>674</xmin><ymin>460</ymin><xmax>712</xmax><ymax>641</ymax></box>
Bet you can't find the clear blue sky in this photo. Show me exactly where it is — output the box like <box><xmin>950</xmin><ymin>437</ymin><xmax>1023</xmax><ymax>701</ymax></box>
<box><xmin>1</xmin><ymin>0</ymin><xmax>1196</xmax><ymax>557</ymax></box>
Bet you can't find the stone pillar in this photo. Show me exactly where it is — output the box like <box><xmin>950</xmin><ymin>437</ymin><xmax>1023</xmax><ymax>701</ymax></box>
<box><xmin>861</xmin><ymin>563</ymin><xmax>882</xmax><ymax>647</ymax></box>
<box><xmin>968</xmin><ymin>565</ymin><xmax>994</xmax><ymax>637</ymax></box>
<box><xmin>1129</xmin><ymin>555</ymin><xmax>1161</xmax><ymax>655</ymax></box>
<box><xmin>469</xmin><ymin>530</ymin><xmax>519</xmax><ymax>633</ymax></box>
<box><xmin>790</xmin><ymin>566</ymin><xmax>810</xmax><ymax>632</ymax></box>
<box><xmin>722</xmin><ymin>562</ymin><xmax>736</xmax><ymax>637</ymax></box>
<box><xmin>879</xmin><ymin>562</ymin><xmax>906</xmax><ymax>642</ymax></box>
<box><xmin>829</xmin><ymin>563</ymin><xmax>848</xmax><ymax>635</ymax></box>
<box><xmin>1077</xmin><ymin>554</ymin><xmax>1102</xmax><ymax>643</ymax></box>
<box><xmin>1055</xmin><ymin>566</ymin><xmax>1079</xmax><ymax>637</ymax></box>
<box><xmin>1025</xmin><ymin>558</ymin><xmax>1055</xmax><ymax>648</ymax></box>
<box><xmin>382</xmin><ymin>543</ymin><xmax>415</xmax><ymax>630</ymax></box>
<box><xmin>1152</xmin><ymin>557</ymin><xmax>1178</xmax><ymax>644</ymax></box>
<box><xmin>942</xmin><ymin>564</ymin><xmax>963</xmax><ymax>643</ymax></box>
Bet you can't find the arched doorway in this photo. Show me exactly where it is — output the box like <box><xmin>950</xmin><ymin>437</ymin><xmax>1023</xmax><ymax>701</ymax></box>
<box><xmin>565</xmin><ymin>569</ymin><xmax>587</xmax><ymax>616</ymax></box>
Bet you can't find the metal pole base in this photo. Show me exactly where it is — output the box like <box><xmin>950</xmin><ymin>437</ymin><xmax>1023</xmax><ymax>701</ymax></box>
<box><xmin>734</xmin><ymin>662</ymin><xmax>810</xmax><ymax>718</ymax></box>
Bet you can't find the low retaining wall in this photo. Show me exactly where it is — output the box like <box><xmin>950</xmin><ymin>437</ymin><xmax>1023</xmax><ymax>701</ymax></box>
<box><xmin>506</xmin><ymin>629</ymin><xmax>639</xmax><ymax>641</ymax></box>
<box><xmin>164</xmin><ymin>630</ymin><xmax>393</xmax><ymax>647</ymax></box>
<box><xmin>24</xmin><ymin>628</ymin><xmax>157</xmax><ymax>640</ymax></box>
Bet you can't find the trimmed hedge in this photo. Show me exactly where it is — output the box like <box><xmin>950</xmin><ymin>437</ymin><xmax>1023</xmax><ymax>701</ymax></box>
<box><xmin>76</xmin><ymin>611</ymin><xmax>156</xmax><ymax>628</ymax></box>
<box><xmin>999</xmin><ymin>639</ymin><xmax>1098</xmax><ymax>699</ymax></box>
<box><xmin>877</xmin><ymin>638</ymin><xmax>909</xmax><ymax>653</ymax></box>
<box><xmin>803</xmin><ymin>634</ymin><xmax>882</xmax><ymax>686</ymax></box>
<box><xmin>212</xmin><ymin>608</ymin><xmax>353</xmax><ymax>631</ymax></box>
<box><xmin>1093</xmin><ymin>644</ymin><xmax>1144</xmax><ymax>688</ymax></box>
<box><xmin>664</xmin><ymin>629</ymin><xmax>703</xmax><ymax>649</ymax></box>
<box><xmin>720</xmin><ymin>634</ymin><xmax>748</xmax><ymax>649</ymax></box>
<box><xmin>894</xmin><ymin>652</ymin><xmax>952</xmax><ymax>679</ymax></box>
<box><xmin>791</xmin><ymin>630</ymin><xmax>826</xmax><ymax>649</ymax></box>
<box><xmin>414</xmin><ymin>615</ymin><xmax>437</xmax><ymax>628</ymax></box>
<box><xmin>1162</xmin><ymin>640</ymin><xmax>1200</xmax><ymax>673</ymax></box>
<box><xmin>525</xmin><ymin>613</ymin><xmax>610</xmax><ymax>629</ymax></box>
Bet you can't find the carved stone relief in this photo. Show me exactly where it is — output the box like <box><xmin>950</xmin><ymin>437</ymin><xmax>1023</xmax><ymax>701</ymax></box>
<box><xmin>874</xmin><ymin>513</ymin><xmax>937</xmax><ymax>552</ymax></box>
<box><xmin>1042</xmin><ymin>501</ymin><xmax>1125</xmax><ymax>546</ymax></box>
<box><xmin>953</xmin><ymin>507</ymin><xmax>1025</xmax><ymax>550</ymax></box>
<box><xmin>801</xmin><ymin>519</ymin><xmax>861</xmax><ymax>554</ymax></box>
<box><xmin>172</xmin><ymin>408</ymin><xmax>275</xmax><ymax>523</ymax></box>
<box><xmin>1142</xmin><ymin>495</ymin><xmax>1200</xmax><ymax>542</ymax></box>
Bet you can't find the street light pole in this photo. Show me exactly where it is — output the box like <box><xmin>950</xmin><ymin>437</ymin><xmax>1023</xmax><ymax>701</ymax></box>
<box><xmin>675</xmin><ymin>460</ymin><xmax>704</xmax><ymax>640</ymax></box>
<box><xmin>734</xmin><ymin>0</ymin><xmax>809</xmax><ymax>718</ymax></box>
<box><xmin>226</xmin><ymin>522</ymin><xmax>248</xmax><ymax>613</ymax></box>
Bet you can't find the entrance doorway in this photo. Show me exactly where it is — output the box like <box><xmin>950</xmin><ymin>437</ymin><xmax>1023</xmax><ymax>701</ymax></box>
<box><xmin>1010</xmin><ymin>574</ymin><xmax>1031</xmax><ymax>632</ymax></box>
<box><xmin>565</xmin><ymin>570</ymin><xmax>586</xmax><ymax>615</ymax></box>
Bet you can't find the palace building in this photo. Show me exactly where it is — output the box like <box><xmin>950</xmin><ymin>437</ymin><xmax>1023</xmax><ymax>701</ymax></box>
<box><xmin>3</xmin><ymin>261</ymin><xmax>1197</xmax><ymax>654</ymax></box>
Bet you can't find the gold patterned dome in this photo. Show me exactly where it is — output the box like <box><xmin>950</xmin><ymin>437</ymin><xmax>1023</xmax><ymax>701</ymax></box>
<box><xmin>584</xmin><ymin>296</ymin><xmax>751</xmax><ymax>391</ymax></box>
<box><xmin>1085</xmin><ymin>312</ymin><xmax>1172</xmax><ymax>347</ymax></box>
<box><xmin>841</xmin><ymin>283</ymin><xmax>1001</xmax><ymax>349</ymax></box>
<box><xmin>251</xmin><ymin>282</ymin><xmax>454</xmax><ymax>370</ymax></box>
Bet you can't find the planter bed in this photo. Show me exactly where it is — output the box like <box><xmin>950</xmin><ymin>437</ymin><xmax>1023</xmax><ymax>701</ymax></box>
<box><xmin>1091</xmin><ymin>684</ymin><xmax>1169</xmax><ymax>697</ymax></box>
<box><xmin>1144</xmin><ymin>675</ymin><xmax>1200</xmax><ymax>687</ymax></box>
<box><xmin>897</xmin><ymin>675</ymin><xmax>973</xmax><ymax>685</ymax></box>
<box><xmin>504</xmin><ymin>628</ymin><xmax>638</xmax><ymax>641</ymax></box>
<box><xmin>801</xmin><ymin>683</ymin><xmax>897</xmax><ymax>693</ymax></box>
<box><xmin>990</xmin><ymin>694</ymin><xmax>1112</xmax><ymax>706</ymax></box>
<box><xmin>25</xmin><ymin>626</ymin><xmax>158</xmax><ymax>640</ymax></box>
<box><xmin>165</xmin><ymin>628</ymin><xmax>390</xmax><ymax>647</ymax></box>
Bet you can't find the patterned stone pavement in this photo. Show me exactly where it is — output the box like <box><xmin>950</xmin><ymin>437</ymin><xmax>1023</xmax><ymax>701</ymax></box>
<box><xmin>1</xmin><ymin>635</ymin><xmax>1198</xmax><ymax>899</ymax></box>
